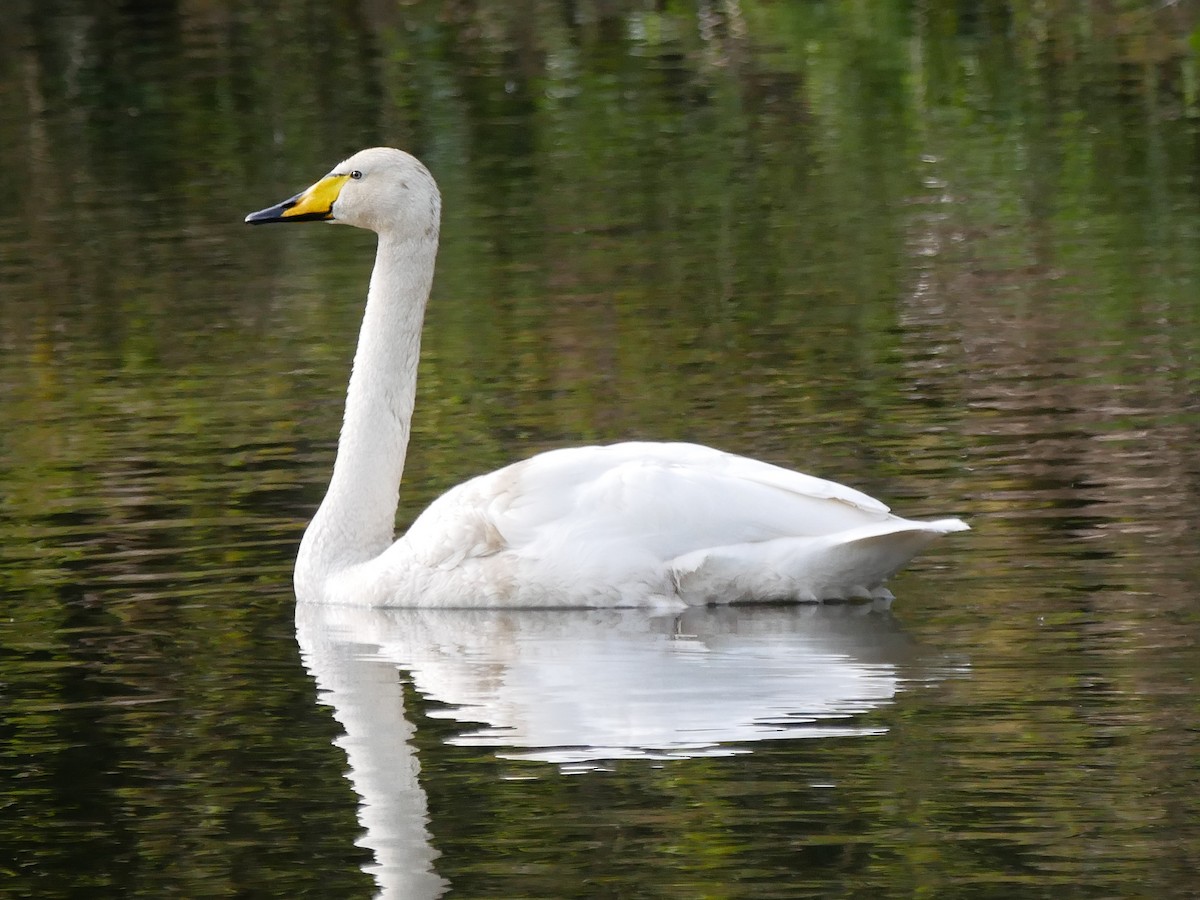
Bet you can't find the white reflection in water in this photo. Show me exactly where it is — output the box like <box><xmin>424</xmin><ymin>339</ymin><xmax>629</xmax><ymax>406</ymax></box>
<box><xmin>295</xmin><ymin>603</ymin><xmax>953</xmax><ymax>899</ymax></box>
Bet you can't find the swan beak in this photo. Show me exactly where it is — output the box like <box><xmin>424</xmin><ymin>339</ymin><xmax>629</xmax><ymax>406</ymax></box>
<box><xmin>245</xmin><ymin>173</ymin><xmax>351</xmax><ymax>224</ymax></box>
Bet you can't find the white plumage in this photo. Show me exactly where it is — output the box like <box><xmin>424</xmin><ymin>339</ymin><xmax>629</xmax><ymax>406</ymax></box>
<box><xmin>246</xmin><ymin>147</ymin><xmax>967</xmax><ymax>608</ymax></box>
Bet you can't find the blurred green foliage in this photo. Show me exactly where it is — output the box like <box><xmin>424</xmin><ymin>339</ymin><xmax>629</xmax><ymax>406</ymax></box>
<box><xmin>1</xmin><ymin>1</ymin><xmax>1199</xmax><ymax>896</ymax></box>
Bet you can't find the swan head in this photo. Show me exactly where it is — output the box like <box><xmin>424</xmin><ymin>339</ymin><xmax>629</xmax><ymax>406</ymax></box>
<box><xmin>245</xmin><ymin>147</ymin><xmax>440</xmax><ymax>239</ymax></box>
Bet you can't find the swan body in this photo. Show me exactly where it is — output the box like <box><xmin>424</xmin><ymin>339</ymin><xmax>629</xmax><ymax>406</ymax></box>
<box><xmin>247</xmin><ymin>148</ymin><xmax>967</xmax><ymax>608</ymax></box>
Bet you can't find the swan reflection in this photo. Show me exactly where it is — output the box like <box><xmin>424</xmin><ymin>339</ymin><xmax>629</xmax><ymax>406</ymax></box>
<box><xmin>296</xmin><ymin>602</ymin><xmax>956</xmax><ymax>898</ymax></box>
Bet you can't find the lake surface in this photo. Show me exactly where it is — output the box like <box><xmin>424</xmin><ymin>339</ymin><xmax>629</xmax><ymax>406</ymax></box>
<box><xmin>3</xmin><ymin>2</ymin><xmax>1200</xmax><ymax>897</ymax></box>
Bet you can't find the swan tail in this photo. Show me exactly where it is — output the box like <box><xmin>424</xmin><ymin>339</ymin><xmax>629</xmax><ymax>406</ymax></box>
<box><xmin>668</xmin><ymin>517</ymin><xmax>968</xmax><ymax>605</ymax></box>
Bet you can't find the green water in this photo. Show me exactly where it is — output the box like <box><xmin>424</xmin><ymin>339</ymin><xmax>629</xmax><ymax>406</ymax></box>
<box><xmin>3</xmin><ymin>2</ymin><xmax>1200</xmax><ymax>897</ymax></box>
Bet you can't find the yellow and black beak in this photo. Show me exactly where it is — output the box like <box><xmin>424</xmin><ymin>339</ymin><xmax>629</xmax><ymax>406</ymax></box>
<box><xmin>245</xmin><ymin>172</ymin><xmax>351</xmax><ymax>224</ymax></box>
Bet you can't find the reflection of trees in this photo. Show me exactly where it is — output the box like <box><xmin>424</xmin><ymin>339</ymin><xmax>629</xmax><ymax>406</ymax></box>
<box><xmin>905</xmin><ymin>0</ymin><xmax>1200</xmax><ymax>589</ymax></box>
<box><xmin>2</xmin><ymin>0</ymin><xmax>1200</xmax><ymax>893</ymax></box>
<box><xmin>896</xmin><ymin>10</ymin><xmax>1200</xmax><ymax>889</ymax></box>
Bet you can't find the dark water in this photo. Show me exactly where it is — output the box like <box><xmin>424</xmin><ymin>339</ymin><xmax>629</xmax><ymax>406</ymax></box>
<box><xmin>3</xmin><ymin>2</ymin><xmax>1200</xmax><ymax>897</ymax></box>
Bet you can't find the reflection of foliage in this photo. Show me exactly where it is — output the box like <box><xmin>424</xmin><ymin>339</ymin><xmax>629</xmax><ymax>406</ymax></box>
<box><xmin>2</xmin><ymin>0</ymin><xmax>1200</xmax><ymax>896</ymax></box>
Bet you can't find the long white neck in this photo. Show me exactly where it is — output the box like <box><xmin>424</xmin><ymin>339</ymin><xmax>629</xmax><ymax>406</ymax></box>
<box><xmin>295</xmin><ymin>231</ymin><xmax>437</xmax><ymax>598</ymax></box>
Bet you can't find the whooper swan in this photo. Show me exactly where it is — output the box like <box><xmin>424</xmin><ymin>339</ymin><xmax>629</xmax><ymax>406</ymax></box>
<box><xmin>246</xmin><ymin>147</ymin><xmax>967</xmax><ymax>608</ymax></box>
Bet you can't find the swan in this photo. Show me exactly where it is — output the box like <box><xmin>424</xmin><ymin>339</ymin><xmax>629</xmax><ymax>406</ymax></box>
<box><xmin>246</xmin><ymin>147</ymin><xmax>967</xmax><ymax>608</ymax></box>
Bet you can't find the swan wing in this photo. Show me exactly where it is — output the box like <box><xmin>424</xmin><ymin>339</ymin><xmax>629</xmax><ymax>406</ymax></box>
<box><xmin>406</xmin><ymin>442</ymin><xmax>895</xmax><ymax>567</ymax></box>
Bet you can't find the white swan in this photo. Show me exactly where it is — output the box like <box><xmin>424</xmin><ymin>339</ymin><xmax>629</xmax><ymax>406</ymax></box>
<box><xmin>246</xmin><ymin>147</ymin><xmax>967</xmax><ymax>608</ymax></box>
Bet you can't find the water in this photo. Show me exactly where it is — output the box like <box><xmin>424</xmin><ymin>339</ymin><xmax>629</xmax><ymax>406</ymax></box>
<box><xmin>3</xmin><ymin>2</ymin><xmax>1200</xmax><ymax>897</ymax></box>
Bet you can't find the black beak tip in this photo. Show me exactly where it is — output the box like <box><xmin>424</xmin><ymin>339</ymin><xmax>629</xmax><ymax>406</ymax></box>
<box><xmin>245</xmin><ymin>204</ymin><xmax>286</xmax><ymax>225</ymax></box>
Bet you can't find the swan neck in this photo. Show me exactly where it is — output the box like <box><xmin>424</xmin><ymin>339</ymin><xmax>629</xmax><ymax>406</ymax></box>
<box><xmin>297</xmin><ymin>232</ymin><xmax>437</xmax><ymax>593</ymax></box>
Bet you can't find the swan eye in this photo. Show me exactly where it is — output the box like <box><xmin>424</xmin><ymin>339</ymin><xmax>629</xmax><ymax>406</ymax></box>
<box><xmin>350</xmin><ymin>170</ymin><xmax>363</xmax><ymax>180</ymax></box>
